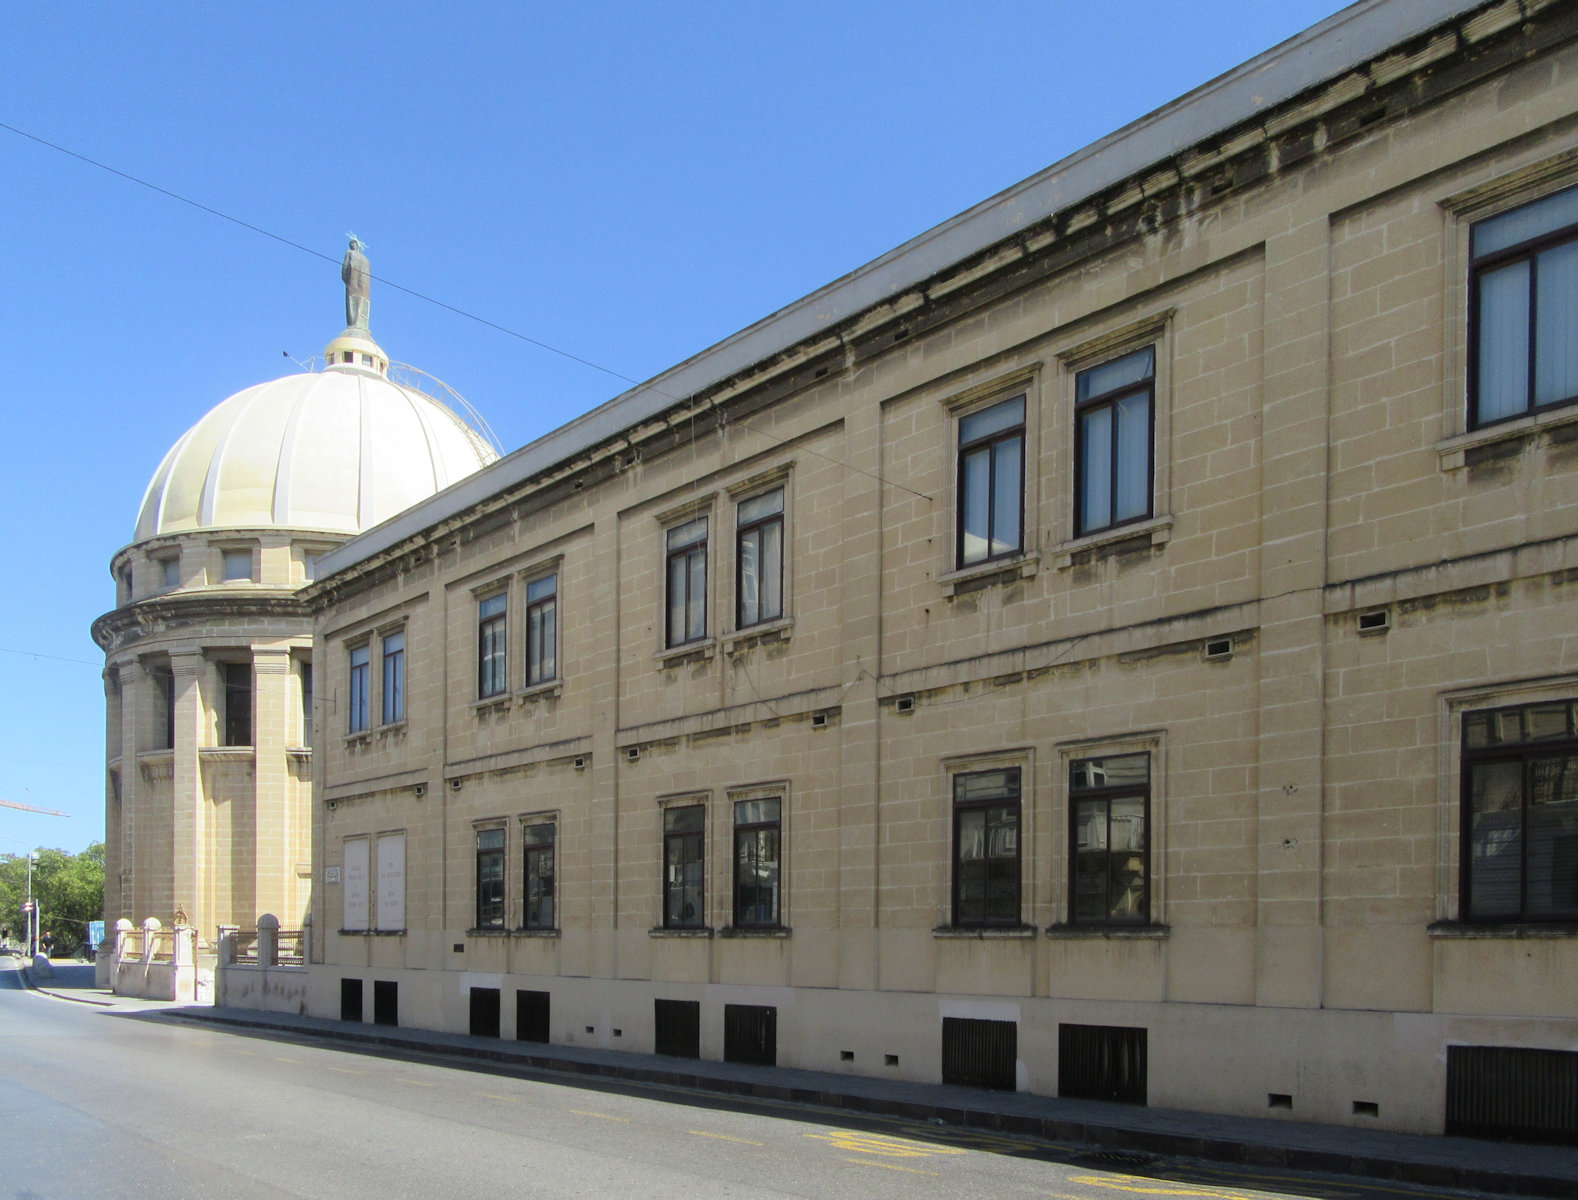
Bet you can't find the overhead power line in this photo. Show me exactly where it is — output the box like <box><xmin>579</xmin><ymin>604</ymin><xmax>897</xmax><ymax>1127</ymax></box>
<box><xmin>0</xmin><ymin>120</ymin><xmax>934</xmax><ymax>502</ymax></box>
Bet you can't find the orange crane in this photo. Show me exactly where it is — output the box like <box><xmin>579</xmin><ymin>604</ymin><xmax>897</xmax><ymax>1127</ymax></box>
<box><xmin>0</xmin><ymin>795</ymin><xmax>68</xmax><ymax>818</ymax></box>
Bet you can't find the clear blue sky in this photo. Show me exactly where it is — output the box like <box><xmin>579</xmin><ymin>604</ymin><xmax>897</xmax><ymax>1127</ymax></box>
<box><xmin>0</xmin><ymin>1</ymin><xmax>1348</xmax><ymax>854</ymax></box>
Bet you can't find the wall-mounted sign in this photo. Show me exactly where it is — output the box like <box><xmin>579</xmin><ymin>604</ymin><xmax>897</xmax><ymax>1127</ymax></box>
<box><xmin>325</xmin><ymin>865</ymin><xmax>341</xmax><ymax>884</ymax></box>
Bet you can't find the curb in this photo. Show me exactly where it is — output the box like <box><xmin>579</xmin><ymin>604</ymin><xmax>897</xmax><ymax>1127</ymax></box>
<box><xmin>17</xmin><ymin>965</ymin><xmax>119</xmax><ymax>1008</ymax></box>
<box><xmin>166</xmin><ymin>1007</ymin><xmax>1574</xmax><ymax>1199</ymax></box>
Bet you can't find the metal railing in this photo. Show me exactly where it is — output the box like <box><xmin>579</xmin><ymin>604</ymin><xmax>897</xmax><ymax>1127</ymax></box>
<box><xmin>232</xmin><ymin>931</ymin><xmax>259</xmax><ymax>964</ymax></box>
<box><xmin>276</xmin><ymin>930</ymin><xmax>305</xmax><ymax>966</ymax></box>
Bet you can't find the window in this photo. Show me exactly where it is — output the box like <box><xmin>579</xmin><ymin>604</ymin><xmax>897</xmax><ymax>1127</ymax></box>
<box><xmin>348</xmin><ymin>645</ymin><xmax>370</xmax><ymax>734</ymax></box>
<box><xmin>1070</xmin><ymin>753</ymin><xmax>1151</xmax><ymax>923</ymax></box>
<box><xmin>663</xmin><ymin>805</ymin><xmax>705</xmax><ymax>928</ymax></box>
<box><xmin>952</xmin><ymin>768</ymin><xmax>1021</xmax><ymax>927</ymax></box>
<box><xmin>957</xmin><ymin>396</ymin><xmax>1024</xmax><ymax>567</ymax></box>
<box><xmin>478</xmin><ymin>592</ymin><xmax>507</xmax><ymax>698</ymax></box>
<box><xmin>153</xmin><ymin>666</ymin><xmax>175</xmax><ymax>751</ymax></box>
<box><xmin>160</xmin><ymin>556</ymin><xmax>180</xmax><ymax>589</ymax></box>
<box><xmin>525</xmin><ymin>574</ymin><xmax>557</xmax><ymax>687</ymax></box>
<box><xmin>222</xmin><ymin>663</ymin><xmax>252</xmax><ymax>747</ymax></box>
<box><xmin>222</xmin><ymin>548</ymin><xmax>253</xmax><ymax>582</ymax></box>
<box><xmin>381</xmin><ymin>631</ymin><xmax>405</xmax><ymax>725</ymax></box>
<box><xmin>736</xmin><ymin>489</ymin><xmax>784</xmax><ymax>628</ymax></box>
<box><xmin>666</xmin><ymin>517</ymin><xmax>708</xmax><ymax>647</ymax></box>
<box><xmin>522</xmin><ymin>820</ymin><xmax>555</xmax><ymax>930</ymax></box>
<box><xmin>376</xmin><ymin>831</ymin><xmax>405</xmax><ymax>931</ymax></box>
<box><xmin>476</xmin><ymin>828</ymin><xmax>506</xmax><ymax>929</ymax></box>
<box><xmin>1470</xmin><ymin>185</ymin><xmax>1578</xmax><ymax>428</ymax></box>
<box><xmin>1076</xmin><ymin>347</ymin><xmax>1155</xmax><ymax>536</ymax></box>
<box><xmin>1462</xmin><ymin>699</ymin><xmax>1578</xmax><ymax>922</ymax></box>
<box><xmin>300</xmin><ymin>661</ymin><xmax>314</xmax><ymax>747</ymax></box>
<box><xmin>733</xmin><ymin>797</ymin><xmax>781</xmax><ymax>928</ymax></box>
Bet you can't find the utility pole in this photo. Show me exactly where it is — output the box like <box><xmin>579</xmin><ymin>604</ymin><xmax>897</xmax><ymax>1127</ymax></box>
<box><xmin>25</xmin><ymin>852</ymin><xmax>38</xmax><ymax>958</ymax></box>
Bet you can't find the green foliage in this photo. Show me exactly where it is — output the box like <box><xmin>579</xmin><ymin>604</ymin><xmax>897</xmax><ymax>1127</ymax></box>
<box><xmin>0</xmin><ymin>843</ymin><xmax>105</xmax><ymax>955</ymax></box>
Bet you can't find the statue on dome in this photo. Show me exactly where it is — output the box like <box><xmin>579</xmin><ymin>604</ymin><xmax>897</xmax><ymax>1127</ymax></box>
<box><xmin>342</xmin><ymin>236</ymin><xmax>372</xmax><ymax>331</ymax></box>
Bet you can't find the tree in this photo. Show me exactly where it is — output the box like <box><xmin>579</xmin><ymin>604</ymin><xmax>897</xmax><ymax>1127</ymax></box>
<box><xmin>0</xmin><ymin>843</ymin><xmax>105</xmax><ymax>955</ymax></box>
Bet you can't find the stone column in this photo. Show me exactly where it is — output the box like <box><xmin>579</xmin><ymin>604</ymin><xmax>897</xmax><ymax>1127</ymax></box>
<box><xmin>169</xmin><ymin>651</ymin><xmax>207</xmax><ymax>936</ymax></box>
<box><xmin>252</xmin><ymin>646</ymin><xmax>293</xmax><ymax>929</ymax></box>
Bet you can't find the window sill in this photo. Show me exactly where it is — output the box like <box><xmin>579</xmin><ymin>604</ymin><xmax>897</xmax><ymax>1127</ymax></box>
<box><xmin>1045</xmin><ymin>922</ymin><xmax>1169</xmax><ymax>939</ymax></box>
<box><xmin>200</xmin><ymin>746</ymin><xmax>255</xmax><ymax>761</ymax></box>
<box><xmin>516</xmin><ymin>680</ymin><xmax>562</xmax><ymax>704</ymax></box>
<box><xmin>285</xmin><ymin>746</ymin><xmax>312</xmax><ymax>760</ymax></box>
<box><xmin>932</xmin><ymin>924</ymin><xmax>1037</xmax><ymax>939</ymax></box>
<box><xmin>655</xmin><ymin>640</ymin><xmax>716</xmax><ymax>669</ymax></box>
<box><xmin>723</xmin><ymin>618</ymin><xmax>793</xmax><ymax>655</ymax></box>
<box><xmin>1052</xmin><ymin>516</ymin><xmax>1172</xmax><ymax>569</ymax></box>
<box><xmin>719</xmin><ymin>926</ymin><xmax>791</xmax><ymax>939</ymax></box>
<box><xmin>376</xmin><ymin>720</ymin><xmax>407</xmax><ymax>739</ymax></box>
<box><xmin>466</xmin><ymin>927</ymin><xmax>511</xmax><ymax>938</ymax></box>
<box><xmin>1427</xmin><ymin>920</ymin><xmax>1578</xmax><ymax>939</ymax></box>
<box><xmin>936</xmin><ymin>552</ymin><xmax>1039</xmax><ymax>596</ymax></box>
<box><xmin>649</xmin><ymin>926</ymin><xmax>714</xmax><ymax>938</ymax></box>
<box><xmin>471</xmin><ymin>694</ymin><xmax>511</xmax><ymax>718</ymax></box>
<box><xmin>344</xmin><ymin>731</ymin><xmax>372</xmax><ymax>748</ymax></box>
<box><xmin>513</xmin><ymin>927</ymin><xmax>561</xmax><ymax>939</ymax></box>
<box><xmin>338</xmin><ymin>928</ymin><xmax>407</xmax><ymax>937</ymax></box>
<box><xmin>135</xmin><ymin>748</ymin><xmax>174</xmax><ymax>765</ymax></box>
<box><xmin>1437</xmin><ymin>403</ymin><xmax>1578</xmax><ymax>471</ymax></box>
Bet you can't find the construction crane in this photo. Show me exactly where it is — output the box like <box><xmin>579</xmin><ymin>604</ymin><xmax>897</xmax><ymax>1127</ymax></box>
<box><xmin>0</xmin><ymin>795</ymin><xmax>68</xmax><ymax>818</ymax></box>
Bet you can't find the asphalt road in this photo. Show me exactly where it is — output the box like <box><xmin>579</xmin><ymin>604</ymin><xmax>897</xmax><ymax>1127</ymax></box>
<box><xmin>0</xmin><ymin>963</ymin><xmax>1527</xmax><ymax>1200</ymax></box>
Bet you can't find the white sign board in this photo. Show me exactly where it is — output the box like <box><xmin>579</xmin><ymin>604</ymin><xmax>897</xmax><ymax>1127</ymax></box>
<box><xmin>342</xmin><ymin>838</ymin><xmax>369</xmax><ymax>931</ymax></box>
<box><xmin>376</xmin><ymin>832</ymin><xmax>406</xmax><ymax>931</ymax></box>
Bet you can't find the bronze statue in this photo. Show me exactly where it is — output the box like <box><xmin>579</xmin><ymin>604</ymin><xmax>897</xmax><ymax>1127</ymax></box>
<box><xmin>342</xmin><ymin>236</ymin><xmax>372</xmax><ymax>331</ymax></box>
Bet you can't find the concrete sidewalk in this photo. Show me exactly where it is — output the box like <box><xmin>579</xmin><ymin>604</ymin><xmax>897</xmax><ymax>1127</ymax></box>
<box><xmin>19</xmin><ymin>962</ymin><xmax>1577</xmax><ymax>1198</ymax></box>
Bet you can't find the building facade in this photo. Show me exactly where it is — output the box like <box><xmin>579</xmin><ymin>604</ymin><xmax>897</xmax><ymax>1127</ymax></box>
<box><xmin>93</xmin><ymin>270</ymin><xmax>497</xmax><ymax>940</ymax></box>
<box><xmin>304</xmin><ymin>0</ymin><xmax>1578</xmax><ymax>1137</ymax></box>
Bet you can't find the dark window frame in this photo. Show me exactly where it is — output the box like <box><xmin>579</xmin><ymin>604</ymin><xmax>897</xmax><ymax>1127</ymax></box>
<box><xmin>522</xmin><ymin>820</ymin><xmax>556</xmax><ymax>931</ymax></box>
<box><xmin>1069</xmin><ymin>753</ymin><xmax>1152</xmax><ymax>926</ymax></box>
<box><xmin>381</xmin><ymin>630</ymin><xmax>405</xmax><ymax>725</ymax></box>
<box><xmin>222</xmin><ymin>661</ymin><xmax>252</xmax><ymax>747</ymax></box>
<box><xmin>951</xmin><ymin>767</ymin><xmax>1023</xmax><ymax>928</ymax></box>
<box><xmin>347</xmin><ymin>644</ymin><xmax>370</xmax><ymax>734</ymax></box>
<box><xmin>732</xmin><ymin>796</ymin><xmax>782</xmax><ymax>929</ymax></box>
<box><xmin>1460</xmin><ymin>699</ymin><xmax>1578</xmax><ymax>923</ymax></box>
<box><xmin>955</xmin><ymin>395</ymin><xmax>1026</xmax><ymax>569</ymax></box>
<box><xmin>735</xmin><ymin>488</ymin><xmax>785</xmax><ymax>629</ymax></box>
<box><xmin>665</xmin><ymin>517</ymin><xmax>709</xmax><ymax>648</ymax></box>
<box><xmin>662</xmin><ymin>804</ymin><xmax>706</xmax><ymax>929</ymax></box>
<box><xmin>475</xmin><ymin>827</ymin><xmax>506</xmax><ymax>930</ymax></box>
<box><xmin>525</xmin><ymin>573</ymin><xmax>557</xmax><ymax>687</ymax></box>
<box><xmin>1468</xmin><ymin>185</ymin><xmax>1578</xmax><ymax>431</ymax></box>
<box><xmin>1074</xmin><ymin>347</ymin><xmax>1156</xmax><ymax>538</ymax></box>
<box><xmin>477</xmin><ymin>591</ymin><xmax>508</xmax><ymax>699</ymax></box>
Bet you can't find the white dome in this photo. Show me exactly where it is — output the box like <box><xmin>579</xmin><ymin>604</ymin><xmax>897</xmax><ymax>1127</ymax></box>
<box><xmin>134</xmin><ymin>341</ymin><xmax>498</xmax><ymax>542</ymax></box>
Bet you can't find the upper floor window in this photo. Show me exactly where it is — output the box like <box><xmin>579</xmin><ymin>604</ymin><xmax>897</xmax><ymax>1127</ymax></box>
<box><xmin>522</xmin><ymin>820</ymin><xmax>556</xmax><ymax>930</ymax></box>
<box><xmin>733</xmin><ymin>796</ymin><xmax>781</xmax><ymax>928</ymax></box>
<box><xmin>160</xmin><ymin>555</ymin><xmax>180</xmax><ymax>589</ymax></box>
<box><xmin>952</xmin><ymin>767</ymin><xmax>1021</xmax><ymax>927</ymax></box>
<box><xmin>1070</xmin><ymin>753</ymin><xmax>1150</xmax><ymax>924</ymax></box>
<box><xmin>300</xmin><ymin>661</ymin><xmax>314</xmax><ymax>748</ymax></box>
<box><xmin>957</xmin><ymin>396</ymin><xmax>1024</xmax><ymax>567</ymax></box>
<box><xmin>1470</xmin><ymin>185</ymin><xmax>1578</xmax><ymax>429</ymax></box>
<box><xmin>736</xmin><ymin>488</ymin><xmax>784</xmax><ymax>628</ymax></box>
<box><xmin>1462</xmin><ymin>699</ymin><xmax>1578</xmax><ymax>922</ymax></box>
<box><xmin>348</xmin><ymin>645</ymin><xmax>370</xmax><ymax>734</ymax></box>
<box><xmin>381</xmin><ymin>630</ymin><xmax>405</xmax><ymax>725</ymax></box>
<box><xmin>1076</xmin><ymin>347</ymin><xmax>1154</xmax><ymax>537</ymax></box>
<box><xmin>478</xmin><ymin>592</ymin><xmax>508</xmax><ymax>698</ymax></box>
<box><xmin>222</xmin><ymin>662</ymin><xmax>252</xmax><ymax>747</ymax></box>
<box><xmin>476</xmin><ymin>827</ymin><xmax>506</xmax><ymax>929</ymax></box>
<box><xmin>525</xmin><ymin>574</ymin><xmax>557</xmax><ymax>687</ymax></box>
<box><xmin>222</xmin><ymin>548</ymin><xmax>254</xmax><ymax>582</ymax></box>
<box><xmin>666</xmin><ymin>517</ymin><xmax>708</xmax><ymax>647</ymax></box>
<box><xmin>153</xmin><ymin>666</ymin><xmax>175</xmax><ymax>750</ymax></box>
<box><xmin>663</xmin><ymin>804</ymin><xmax>705</xmax><ymax>928</ymax></box>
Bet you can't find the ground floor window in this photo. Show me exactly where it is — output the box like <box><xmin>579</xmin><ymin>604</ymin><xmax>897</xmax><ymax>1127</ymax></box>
<box><xmin>952</xmin><ymin>767</ymin><xmax>1021</xmax><ymax>927</ymax></box>
<box><xmin>1070</xmin><ymin>753</ymin><xmax>1150</xmax><ymax>924</ymax></box>
<box><xmin>1463</xmin><ymin>699</ymin><xmax>1578</xmax><ymax>921</ymax></box>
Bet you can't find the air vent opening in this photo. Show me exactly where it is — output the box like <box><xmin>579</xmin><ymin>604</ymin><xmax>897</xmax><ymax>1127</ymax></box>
<box><xmin>1204</xmin><ymin>638</ymin><xmax>1233</xmax><ymax>661</ymax></box>
<box><xmin>894</xmin><ymin>695</ymin><xmax>916</xmax><ymax>715</ymax></box>
<box><xmin>1357</xmin><ymin>609</ymin><xmax>1390</xmax><ymax>635</ymax></box>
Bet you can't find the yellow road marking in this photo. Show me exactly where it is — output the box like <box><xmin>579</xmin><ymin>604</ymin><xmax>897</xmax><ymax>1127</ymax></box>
<box><xmin>477</xmin><ymin>1092</ymin><xmax>519</xmax><ymax>1102</ymax></box>
<box><xmin>689</xmin><ymin>1131</ymin><xmax>763</xmax><ymax>1145</ymax></box>
<box><xmin>1065</xmin><ymin>1177</ymin><xmax>1272</xmax><ymax>1199</ymax></box>
<box><xmin>274</xmin><ymin>1057</ymin><xmax>302</xmax><ymax>1064</ymax></box>
<box><xmin>571</xmin><ymin>1109</ymin><xmax>629</xmax><ymax>1122</ymax></box>
<box><xmin>327</xmin><ymin>1066</ymin><xmax>361</xmax><ymax>1075</ymax></box>
<box><xmin>808</xmin><ymin>1130</ymin><xmax>967</xmax><ymax>1159</ymax></box>
<box><xmin>397</xmin><ymin>1078</ymin><xmax>435</xmax><ymax>1088</ymax></box>
<box><xmin>1182</xmin><ymin>1166</ymin><xmax>1365</xmax><ymax>1198</ymax></box>
<box><xmin>844</xmin><ymin>1157</ymin><xmax>938</xmax><ymax>1175</ymax></box>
